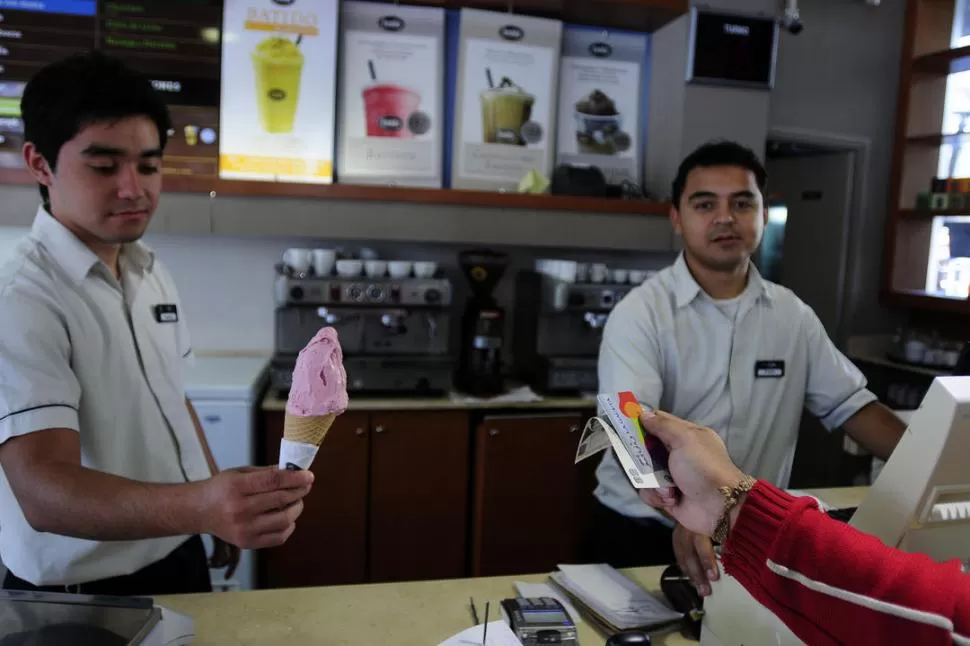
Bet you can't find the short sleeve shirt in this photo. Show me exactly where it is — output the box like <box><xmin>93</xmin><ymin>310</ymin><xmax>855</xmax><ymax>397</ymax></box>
<box><xmin>0</xmin><ymin>207</ymin><xmax>210</xmax><ymax>586</ymax></box>
<box><xmin>595</xmin><ymin>254</ymin><xmax>877</xmax><ymax>520</ymax></box>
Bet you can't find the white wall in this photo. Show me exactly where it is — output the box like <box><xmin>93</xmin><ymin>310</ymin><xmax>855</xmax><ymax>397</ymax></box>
<box><xmin>144</xmin><ymin>233</ymin><xmax>300</xmax><ymax>352</ymax></box>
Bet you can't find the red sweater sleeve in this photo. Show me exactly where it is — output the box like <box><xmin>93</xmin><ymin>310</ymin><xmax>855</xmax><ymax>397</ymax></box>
<box><xmin>722</xmin><ymin>481</ymin><xmax>970</xmax><ymax>646</ymax></box>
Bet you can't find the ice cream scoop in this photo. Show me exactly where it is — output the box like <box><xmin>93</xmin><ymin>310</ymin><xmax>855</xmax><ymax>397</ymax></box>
<box><xmin>279</xmin><ymin>327</ymin><xmax>348</xmax><ymax>470</ymax></box>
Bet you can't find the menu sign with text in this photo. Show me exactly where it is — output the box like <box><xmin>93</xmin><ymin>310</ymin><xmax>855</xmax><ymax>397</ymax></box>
<box><xmin>556</xmin><ymin>28</ymin><xmax>645</xmax><ymax>185</ymax></box>
<box><xmin>337</xmin><ymin>1</ymin><xmax>444</xmax><ymax>188</ymax></box>
<box><xmin>452</xmin><ymin>9</ymin><xmax>561</xmax><ymax>192</ymax></box>
<box><xmin>219</xmin><ymin>0</ymin><xmax>338</xmax><ymax>183</ymax></box>
<box><xmin>100</xmin><ymin>0</ymin><xmax>224</xmax><ymax>179</ymax></box>
<box><xmin>0</xmin><ymin>1</ymin><xmax>97</xmax><ymax>170</ymax></box>
<box><xmin>0</xmin><ymin>0</ymin><xmax>223</xmax><ymax>179</ymax></box>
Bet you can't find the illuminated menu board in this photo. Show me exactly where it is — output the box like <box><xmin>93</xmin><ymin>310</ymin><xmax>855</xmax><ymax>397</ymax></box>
<box><xmin>99</xmin><ymin>0</ymin><xmax>223</xmax><ymax>178</ymax></box>
<box><xmin>0</xmin><ymin>0</ymin><xmax>222</xmax><ymax>178</ymax></box>
<box><xmin>0</xmin><ymin>1</ymin><xmax>97</xmax><ymax>168</ymax></box>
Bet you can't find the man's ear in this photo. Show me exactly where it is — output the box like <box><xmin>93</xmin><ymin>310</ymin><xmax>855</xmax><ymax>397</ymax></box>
<box><xmin>669</xmin><ymin>204</ymin><xmax>683</xmax><ymax>236</ymax></box>
<box><xmin>23</xmin><ymin>143</ymin><xmax>54</xmax><ymax>189</ymax></box>
<box><xmin>762</xmin><ymin>206</ymin><xmax>769</xmax><ymax>227</ymax></box>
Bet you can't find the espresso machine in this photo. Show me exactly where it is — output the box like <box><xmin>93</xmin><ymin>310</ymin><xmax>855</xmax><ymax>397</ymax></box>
<box><xmin>456</xmin><ymin>249</ymin><xmax>509</xmax><ymax>396</ymax></box>
<box><xmin>514</xmin><ymin>270</ymin><xmax>634</xmax><ymax>393</ymax></box>
<box><xmin>270</xmin><ymin>268</ymin><xmax>455</xmax><ymax>395</ymax></box>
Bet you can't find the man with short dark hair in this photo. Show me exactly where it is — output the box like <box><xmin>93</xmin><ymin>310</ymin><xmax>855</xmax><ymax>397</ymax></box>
<box><xmin>0</xmin><ymin>52</ymin><xmax>313</xmax><ymax>596</ymax></box>
<box><xmin>589</xmin><ymin>140</ymin><xmax>905</xmax><ymax>596</ymax></box>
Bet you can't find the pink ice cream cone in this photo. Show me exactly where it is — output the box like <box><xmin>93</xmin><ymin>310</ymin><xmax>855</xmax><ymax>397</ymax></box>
<box><xmin>279</xmin><ymin>327</ymin><xmax>348</xmax><ymax>470</ymax></box>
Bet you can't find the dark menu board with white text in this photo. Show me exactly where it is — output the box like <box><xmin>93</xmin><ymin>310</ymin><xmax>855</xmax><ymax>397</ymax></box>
<box><xmin>0</xmin><ymin>0</ymin><xmax>222</xmax><ymax>178</ymax></box>
<box><xmin>100</xmin><ymin>0</ymin><xmax>223</xmax><ymax>179</ymax></box>
<box><xmin>0</xmin><ymin>1</ymin><xmax>97</xmax><ymax>168</ymax></box>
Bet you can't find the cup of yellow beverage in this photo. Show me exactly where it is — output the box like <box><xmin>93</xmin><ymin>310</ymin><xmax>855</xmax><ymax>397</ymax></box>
<box><xmin>252</xmin><ymin>36</ymin><xmax>304</xmax><ymax>134</ymax></box>
<box><xmin>183</xmin><ymin>125</ymin><xmax>199</xmax><ymax>146</ymax></box>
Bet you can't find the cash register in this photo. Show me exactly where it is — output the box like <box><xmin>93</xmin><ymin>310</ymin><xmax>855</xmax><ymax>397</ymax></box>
<box><xmin>701</xmin><ymin>376</ymin><xmax>970</xmax><ymax>645</ymax></box>
<box><xmin>0</xmin><ymin>590</ymin><xmax>193</xmax><ymax>645</ymax></box>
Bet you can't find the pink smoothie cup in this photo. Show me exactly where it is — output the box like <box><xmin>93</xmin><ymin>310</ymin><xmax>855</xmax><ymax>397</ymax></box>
<box><xmin>363</xmin><ymin>84</ymin><xmax>421</xmax><ymax>138</ymax></box>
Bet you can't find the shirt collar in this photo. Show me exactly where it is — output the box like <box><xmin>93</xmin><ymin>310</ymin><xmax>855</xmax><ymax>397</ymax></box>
<box><xmin>671</xmin><ymin>252</ymin><xmax>771</xmax><ymax>309</ymax></box>
<box><xmin>30</xmin><ymin>206</ymin><xmax>155</xmax><ymax>284</ymax></box>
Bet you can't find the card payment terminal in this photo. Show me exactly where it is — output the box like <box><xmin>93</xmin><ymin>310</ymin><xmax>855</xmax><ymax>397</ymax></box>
<box><xmin>500</xmin><ymin>597</ymin><xmax>578</xmax><ymax>645</ymax></box>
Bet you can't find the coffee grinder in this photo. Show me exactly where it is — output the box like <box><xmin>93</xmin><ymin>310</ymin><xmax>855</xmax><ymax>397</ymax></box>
<box><xmin>456</xmin><ymin>249</ymin><xmax>509</xmax><ymax>396</ymax></box>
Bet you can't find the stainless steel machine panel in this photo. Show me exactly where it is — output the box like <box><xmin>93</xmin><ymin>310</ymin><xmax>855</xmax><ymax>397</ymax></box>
<box><xmin>514</xmin><ymin>271</ymin><xmax>634</xmax><ymax>393</ymax></box>
<box><xmin>272</xmin><ymin>272</ymin><xmax>457</xmax><ymax>395</ymax></box>
<box><xmin>275</xmin><ymin>276</ymin><xmax>453</xmax><ymax>308</ymax></box>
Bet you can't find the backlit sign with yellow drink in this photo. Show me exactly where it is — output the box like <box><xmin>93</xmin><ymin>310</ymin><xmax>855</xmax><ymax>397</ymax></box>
<box><xmin>219</xmin><ymin>0</ymin><xmax>338</xmax><ymax>183</ymax></box>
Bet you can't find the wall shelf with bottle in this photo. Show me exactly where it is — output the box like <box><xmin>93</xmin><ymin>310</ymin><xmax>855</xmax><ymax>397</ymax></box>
<box><xmin>898</xmin><ymin>208</ymin><xmax>970</xmax><ymax>219</ymax></box>
<box><xmin>882</xmin><ymin>0</ymin><xmax>970</xmax><ymax>314</ymax></box>
<box><xmin>912</xmin><ymin>43</ymin><xmax>970</xmax><ymax>74</ymax></box>
<box><xmin>906</xmin><ymin>132</ymin><xmax>970</xmax><ymax>146</ymax></box>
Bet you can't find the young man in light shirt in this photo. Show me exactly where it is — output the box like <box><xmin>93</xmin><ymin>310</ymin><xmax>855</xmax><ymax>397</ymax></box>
<box><xmin>590</xmin><ymin>141</ymin><xmax>905</xmax><ymax>596</ymax></box>
<box><xmin>0</xmin><ymin>52</ymin><xmax>313</xmax><ymax>595</ymax></box>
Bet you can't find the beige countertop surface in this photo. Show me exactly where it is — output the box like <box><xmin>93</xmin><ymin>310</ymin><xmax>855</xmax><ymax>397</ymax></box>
<box><xmin>261</xmin><ymin>391</ymin><xmax>597</xmax><ymax>413</ymax></box>
<box><xmin>157</xmin><ymin>487</ymin><xmax>867</xmax><ymax>646</ymax></box>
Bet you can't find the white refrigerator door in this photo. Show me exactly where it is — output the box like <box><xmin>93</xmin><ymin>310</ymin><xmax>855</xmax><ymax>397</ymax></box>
<box><xmin>191</xmin><ymin>399</ymin><xmax>257</xmax><ymax>592</ymax></box>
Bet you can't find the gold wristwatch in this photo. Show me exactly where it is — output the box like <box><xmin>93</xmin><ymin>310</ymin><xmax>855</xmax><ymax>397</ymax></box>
<box><xmin>712</xmin><ymin>475</ymin><xmax>757</xmax><ymax>544</ymax></box>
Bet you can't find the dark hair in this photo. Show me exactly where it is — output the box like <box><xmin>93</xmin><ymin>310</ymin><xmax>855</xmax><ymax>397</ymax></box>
<box><xmin>20</xmin><ymin>51</ymin><xmax>172</xmax><ymax>205</ymax></box>
<box><xmin>671</xmin><ymin>140</ymin><xmax>767</xmax><ymax>208</ymax></box>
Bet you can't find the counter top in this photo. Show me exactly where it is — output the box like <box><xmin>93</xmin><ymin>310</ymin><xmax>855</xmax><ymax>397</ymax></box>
<box><xmin>157</xmin><ymin>487</ymin><xmax>867</xmax><ymax>646</ymax></box>
<box><xmin>261</xmin><ymin>391</ymin><xmax>597</xmax><ymax>413</ymax></box>
<box><xmin>158</xmin><ymin>567</ymin><xmax>690</xmax><ymax>646</ymax></box>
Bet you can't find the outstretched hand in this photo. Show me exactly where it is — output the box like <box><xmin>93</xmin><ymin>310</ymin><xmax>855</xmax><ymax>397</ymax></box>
<box><xmin>637</xmin><ymin>410</ymin><xmax>747</xmax><ymax>537</ymax></box>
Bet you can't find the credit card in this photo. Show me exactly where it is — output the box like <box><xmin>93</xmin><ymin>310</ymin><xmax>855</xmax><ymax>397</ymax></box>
<box><xmin>590</xmin><ymin>392</ymin><xmax>673</xmax><ymax>489</ymax></box>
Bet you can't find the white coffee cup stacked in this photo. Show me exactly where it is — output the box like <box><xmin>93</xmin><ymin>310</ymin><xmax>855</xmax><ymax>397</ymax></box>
<box><xmin>535</xmin><ymin>259</ymin><xmax>578</xmax><ymax>283</ymax></box>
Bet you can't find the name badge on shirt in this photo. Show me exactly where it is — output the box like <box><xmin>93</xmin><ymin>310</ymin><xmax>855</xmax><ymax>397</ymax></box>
<box><xmin>755</xmin><ymin>360</ymin><xmax>785</xmax><ymax>379</ymax></box>
<box><xmin>153</xmin><ymin>304</ymin><xmax>179</xmax><ymax>323</ymax></box>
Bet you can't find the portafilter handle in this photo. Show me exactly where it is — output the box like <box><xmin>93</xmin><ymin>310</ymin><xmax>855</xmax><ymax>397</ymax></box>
<box><xmin>317</xmin><ymin>307</ymin><xmax>341</xmax><ymax>325</ymax></box>
<box><xmin>381</xmin><ymin>313</ymin><xmax>408</xmax><ymax>334</ymax></box>
<box><xmin>583</xmin><ymin>312</ymin><xmax>609</xmax><ymax>330</ymax></box>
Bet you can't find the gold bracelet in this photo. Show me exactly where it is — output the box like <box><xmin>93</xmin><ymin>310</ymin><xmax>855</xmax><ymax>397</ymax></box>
<box><xmin>712</xmin><ymin>474</ymin><xmax>757</xmax><ymax>544</ymax></box>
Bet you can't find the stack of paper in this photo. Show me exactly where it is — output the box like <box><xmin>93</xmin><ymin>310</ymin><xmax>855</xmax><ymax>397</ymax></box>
<box><xmin>550</xmin><ymin>564</ymin><xmax>682</xmax><ymax>632</ymax></box>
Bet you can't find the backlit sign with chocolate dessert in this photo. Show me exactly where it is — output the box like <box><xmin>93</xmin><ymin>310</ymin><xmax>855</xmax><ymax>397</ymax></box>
<box><xmin>556</xmin><ymin>27</ymin><xmax>646</xmax><ymax>185</ymax></box>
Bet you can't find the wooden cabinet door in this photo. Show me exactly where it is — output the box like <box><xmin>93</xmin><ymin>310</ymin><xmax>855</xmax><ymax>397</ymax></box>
<box><xmin>259</xmin><ymin>411</ymin><xmax>370</xmax><ymax>589</ymax></box>
<box><xmin>369</xmin><ymin>411</ymin><xmax>470</xmax><ymax>583</ymax></box>
<box><xmin>471</xmin><ymin>412</ymin><xmax>597</xmax><ymax>577</ymax></box>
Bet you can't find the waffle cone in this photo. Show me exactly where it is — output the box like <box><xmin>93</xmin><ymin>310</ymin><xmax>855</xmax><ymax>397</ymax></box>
<box><xmin>283</xmin><ymin>413</ymin><xmax>336</xmax><ymax>447</ymax></box>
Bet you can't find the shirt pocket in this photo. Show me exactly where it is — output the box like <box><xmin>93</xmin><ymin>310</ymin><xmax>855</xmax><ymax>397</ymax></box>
<box><xmin>132</xmin><ymin>297</ymin><xmax>184</xmax><ymax>396</ymax></box>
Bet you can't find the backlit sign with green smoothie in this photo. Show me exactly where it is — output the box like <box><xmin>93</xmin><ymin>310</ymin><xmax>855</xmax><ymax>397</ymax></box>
<box><xmin>452</xmin><ymin>8</ymin><xmax>562</xmax><ymax>192</ymax></box>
